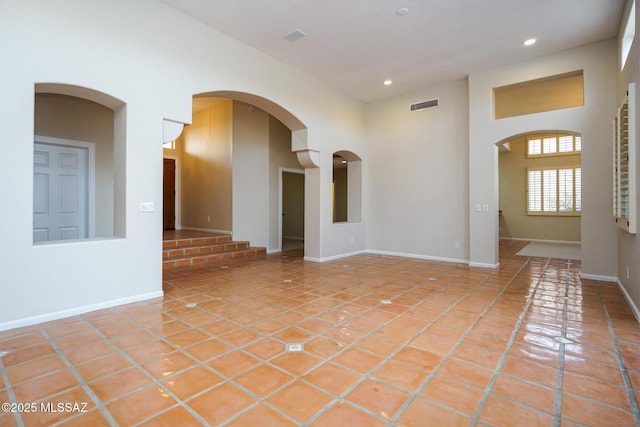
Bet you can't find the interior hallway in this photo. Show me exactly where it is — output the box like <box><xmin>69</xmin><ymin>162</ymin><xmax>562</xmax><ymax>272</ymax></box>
<box><xmin>0</xmin><ymin>243</ymin><xmax>639</xmax><ymax>426</ymax></box>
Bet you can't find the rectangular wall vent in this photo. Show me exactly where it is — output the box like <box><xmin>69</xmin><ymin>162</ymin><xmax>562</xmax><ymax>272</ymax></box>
<box><xmin>410</xmin><ymin>98</ymin><xmax>439</xmax><ymax>111</ymax></box>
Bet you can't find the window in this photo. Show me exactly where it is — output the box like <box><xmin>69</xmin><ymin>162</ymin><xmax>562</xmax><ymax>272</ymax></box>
<box><xmin>621</xmin><ymin>0</ymin><xmax>636</xmax><ymax>71</ymax></box>
<box><xmin>527</xmin><ymin>134</ymin><xmax>581</xmax><ymax>157</ymax></box>
<box><xmin>527</xmin><ymin>167</ymin><xmax>581</xmax><ymax>216</ymax></box>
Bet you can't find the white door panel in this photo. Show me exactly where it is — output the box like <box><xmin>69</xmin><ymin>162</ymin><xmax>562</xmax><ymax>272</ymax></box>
<box><xmin>34</xmin><ymin>142</ymin><xmax>88</xmax><ymax>242</ymax></box>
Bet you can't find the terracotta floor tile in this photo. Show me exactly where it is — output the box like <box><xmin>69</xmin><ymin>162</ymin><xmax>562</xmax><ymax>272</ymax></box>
<box><xmin>207</xmin><ymin>351</ymin><xmax>260</xmax><ymax>377</ymax></box>
<box><xmin>439</xmin><ymin>358</ymin><xmax>493</xmax><ymax>389</ymax></box>
<box><xmin>89</xmin><ymin>367</ymin><xmax>152</xmax><ymax>402</ymax></box>
<box><xmin>480</xmin><ymin>395</ymin><xmax>554</xmax><ymax>426</ymax></box>
<box><xmin>226</xmin><ymin>404</ymin><xmax>297</xmax><ymax>427</ymax></box>
<box><xmin>409</xmin><ymin>333</ymin><xmax>456</xmax><ymax>355</ymax></box>
<box><xmin>2</xmin><ymin>249</ymin><xmax>639</xmax><ymax>425</ymax></box>
<box><xmin>188</xmin><ymin>383</ymin><xmax>254</xmax><ymax>425</ymax></box>
<box><xmin>63</xmin><ymin>340</ymin><xmax>116</xmax><ymax>364</ymax></box>
<box><xmin>137</xmin><ymin>406</ymin><xmax>203</xmax><ymax>427</ymax></box>
<box><xmin>243</xmin><ymin>338</ymin><xmax>285</xmax><ymax>360</ymax></box>
<box><xmin>502</xmin><ymin>356</ymin><xmax>558</xmax><ymax>388</ymax></box>
<box><xmin>270</xmin><ymin>351</ymin><xmax>324</xmax><ymax>376</ymax></box>
<box><xmin>75</xmin><ymin>352</ymin><xmax>132</xmax><ymax>382</ymax></box>
<box><xmin>493</xmin><ymin>374</ymin><xmax>555</xmax><ymax>413</ymax></box>
<box><xmin>12</xmin><ymin>369</ymin><xmax>80</xmax><ymax>402</ymax></box>
<box><xmin>234</xmin><ymin>364</ymin><xmax>293</xmax><ymax>397</ymax></box>
<box><xmin>272</xmin><ymin>327</ymin><xmax>314</xmax><ymax>343</ymax></box>
<box><xmin>359</xmin><ymin>334</ymin><xmax>403</xmax><ymax>356</ymax></box>
<box><xmin>561</xmin><ymin>393</ymin><xmax>636</xmax><ymax>426</ymax></box>
<box><xmin>106</xmin><ymin>384</ymin><xmax>176</xmax><ymax>426</ymax></box>
<box><xmin>393</xmin><ymin>347</ymin><xmax>442</xmax><ymax>371</ymax></box>
<box><xmin>164</xmin><ymin>329</ymin><xmax>210</xmax><ymax>348</ymax></box>
<box><xmin>323</xmin><ymin>326</ymin><xmax>366</xmax><ymax>344</ymax></box>
<box><xmin>2</xmin><ymin>342</ymin><xmax>56</xmax><ymax>367</ymax></box>
<box><xmin>110</xmin><ymin>330</ymin><xmax>157</xmax><ymax>349</ymax></box>
<box><xmin>333</xmin><ymin>348</ymin><xmax>383</xmax><ymax>373</ymax></box>
<box><xmin>304</xmin><ymin>363</ymin><xmax>361</xmax><ymax>395</ymax></box>
<box><xmin>310</xmin><ymin>402</ymin><xmax>386</xmax><ymax>427</ymax></box>
<box><xmin>305</xmin><ymin>337</ymin><xmax>344</xmax><ymax>359</ymax></box>
<box><xmin>6</xmin><ymin>354</ymin><xmax>67</xmax><ymax>385</ymax></box>
<box><xmin>20</xmin><ymin>386</ymin><xmax>94</xmax><ymax>427</ymax></box>
<box><xmin>346</xmin><ymin>378</ymin><xmax>409</xmax><ymax>420</ymax></box>
<box><xmin>126</xmin><ymin>341</ymin><xmax>176</xmax><ymax>363</ymax></box>
<box><xmin>219</xmin><ymin>328</ymin><xmax>261</xmax><ymax>347</ymax></box>
<box><xmin>162</xmin><ymin>366</ymin><xmax>223</xmax><ymax>400</ymax></box>
<box><xmin>373</xmin><ymin>360</ymin><xmax>430</xmax><ymax>392</ymax></box>
<box><xmin>55</xmin><ymin>409</ymin><xmax>111</xmax><ymax>427</ymax></box>
<box><xmin>267</xmin><ymin>382</ymin><xmax>333</xmax><ymax>423</ymax></box>
<box><xmin>421</xmin><ymin>376</ymin><xmax>484</xmax><ymax>416</ymax></box>
<box><xmin>141</xmin><ymin>351</ymin><xmax>197</xmax><ymax>378</ymax></box>
<box><xmin>184</xmin><ymin>338</ymin><xmax>232</xmax><ymax>361</ymax></box>
<box><xmin>396</xmin><ymin>397</ymin><xmax>471</xmax><ymax>427</ymax></box>
<box><xmin>562</xmin><ymin>372</ymin><xmax>631</xmax><ymax>410</ymax></box>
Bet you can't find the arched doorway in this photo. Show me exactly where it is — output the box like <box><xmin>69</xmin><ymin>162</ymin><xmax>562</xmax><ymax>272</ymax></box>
<box><xmin>164</xmin><ymin>91</ymin><xmax>311</xmax><ymax>257</ymax></box>
<box><xmin>497</xmin><ymin>130</ymin><xmax>582</xmax><ymax>260</ymax></box>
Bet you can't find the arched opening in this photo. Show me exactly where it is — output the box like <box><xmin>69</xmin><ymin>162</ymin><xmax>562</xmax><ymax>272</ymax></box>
<box><xmin>497</xmin><ymin>130</ymin><xmax>582</xmax><ymax>260</ymax></box>
<box><xmin>332</xmin><ymin>150</ymin><xmax>362</xmax><ymax>224</ymax></box>
<box><xmin>164</xmin><ymin>91</ymin><xmax>309</xmax><ymax>260</ymax></box>
<box><xmin>33</xmin><ymin>84</ymin><xmax>126</xmax><ymax>243</ymax></box>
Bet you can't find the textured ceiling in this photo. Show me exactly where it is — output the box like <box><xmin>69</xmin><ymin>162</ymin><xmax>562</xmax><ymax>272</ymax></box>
<box><xmin>159</xmin><ymin>0</ymin><xmax>626</xmax><ymax>103</ymax></box>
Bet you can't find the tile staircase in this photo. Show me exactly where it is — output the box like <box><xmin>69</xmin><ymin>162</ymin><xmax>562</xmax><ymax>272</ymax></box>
<box><xmin>162</xmin><ymin>231</ymin><xmax>266</xmax><ymax>268</ymax></box>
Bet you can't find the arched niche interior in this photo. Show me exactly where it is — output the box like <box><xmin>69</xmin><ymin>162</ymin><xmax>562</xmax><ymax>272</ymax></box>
<box><xmin>333</xmin><ymin>150</ymin><xmax>362</xmax><ymax>223</ymax></box>
<box><xmin>33</xmin><ymin>83</ymin><xmax>126</xmax><ymax>243</ymax></box>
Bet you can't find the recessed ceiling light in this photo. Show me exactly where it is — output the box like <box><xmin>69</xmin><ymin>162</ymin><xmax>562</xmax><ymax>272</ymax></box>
<box><xmin>384</xmin><ymin>80</ymin><xmax>392</xmax><ymax>86</ymax></box>
<box><xmin>523</xmin><ymin>38</ymin><xmax>537</xmax><ymax>46</ymax></box>
<box><xmin>397</xmin><ymin>7</ymin><xmax>409</xmax><ymax>16</ymax></box>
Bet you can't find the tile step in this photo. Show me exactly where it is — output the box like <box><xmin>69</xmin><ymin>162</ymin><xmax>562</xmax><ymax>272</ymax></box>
<box><xmin>162</xmin><ymin>235</ymin><xmax>232</xmax><ymax>250</ymax></box>
<box><xmin>162</xmin><ymin>247</ymin><xmax>267</xmax><ymax>268</ymax></box>
<box><xmin>163</xmin><ymin>241</ymin><xmax>252</xmax><ymax>260</ymax></box>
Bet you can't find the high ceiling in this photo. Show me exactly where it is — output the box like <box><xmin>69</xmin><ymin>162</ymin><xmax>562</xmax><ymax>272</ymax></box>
<box><xmin>159</xmin><ymin>0</ymin><xmax>626</xmax><ymax>103</ymax></box>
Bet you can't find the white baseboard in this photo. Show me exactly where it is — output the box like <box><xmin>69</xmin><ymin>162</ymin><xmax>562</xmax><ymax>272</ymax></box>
<box><xmin>366</xmin><ymin>249</ymin><xmax>468</xmax><ymax>265</ymax></box>
<box><xmin>304</xmin><ymin>250</ymin><xmax>366</xmax><ymax>263</ymax></box>
<box><xmin>616</xmin><ymin>279</ymin><xmax>640</xmax><ymax>323</ymax></box>
<box><xmin>267</xmin><ymin>248</ymin><xmax>281</xmax><ymax>254</ymax></box>
<box><xmin>468</xmin><ymin>261</ymin><xmax>501</xmax><ymax>269</ymax></box>
<box><xmin>0</xmin><ymin>291</ymin><xmax>164</xmax><ymax>332</ymax></box>
<box><xmin>579</xmin><ymin>273</ymin><xmax>617</xmax><ymax>282</ymax></box>
<box><xmin>179</xmin><ymin>227</ymin><xmax>231</xmax><ymax>235</ymax></box>
<box><xmin>500</xmin><ymin>237</ymin><xmax>580</xmax><ymax>244</ymax></box>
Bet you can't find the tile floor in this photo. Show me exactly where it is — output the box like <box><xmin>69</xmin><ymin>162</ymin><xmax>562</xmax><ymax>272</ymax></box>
<box><xmin>1</xmin><ymin>241</ymin><xmax>640</xmax><ymax>426</ymax></box>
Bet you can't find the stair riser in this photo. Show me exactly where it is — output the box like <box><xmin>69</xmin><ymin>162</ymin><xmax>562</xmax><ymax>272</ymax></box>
<box><xmin>162</xmin><ymin>248</ymin><xmax>266</xmax><ymax>269</ymax></box>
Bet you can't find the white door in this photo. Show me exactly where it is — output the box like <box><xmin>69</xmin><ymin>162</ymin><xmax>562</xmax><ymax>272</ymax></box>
<box><xmin>33</xmin><ymin>142</ymin><xmax>88</xmax><ymax>242</ymax></box>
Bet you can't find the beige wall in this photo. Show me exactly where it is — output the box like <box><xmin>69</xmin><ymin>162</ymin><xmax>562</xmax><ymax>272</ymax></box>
<box><xmin>179</xmin><ymin>99</ymin><xmax>233</xmax><ymax>232</ymax></box>
<box><xmin>34</xmin><ymin>93</ymin><xmax>115</xmax><ymax>238</ymax></box>
<box><xmin>499</xmin><ymin>137</ymin><xmax>581</xmax><ymax>242</ymax></box>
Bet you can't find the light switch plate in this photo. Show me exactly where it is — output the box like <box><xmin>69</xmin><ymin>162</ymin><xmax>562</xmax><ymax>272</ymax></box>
<box><xmin>140</xmin><ymin>202</ymin><xmax>154</xmax><ymax>212</ymax></box>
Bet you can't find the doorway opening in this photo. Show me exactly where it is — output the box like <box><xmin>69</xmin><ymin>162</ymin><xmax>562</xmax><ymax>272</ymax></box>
<box><xmin>497</xmin><ymin>131</ymin><xmax>582</xmax><ymax>260</ymax></box>
<box><xmin>163</xmin><ymin>158</ymin><xmax>176</xmax><ymax>231</ymax></box>
<box><xmin>281</xmin><ymin>169</ymin><xmax>305</xmax><ymax>252</ymax></box>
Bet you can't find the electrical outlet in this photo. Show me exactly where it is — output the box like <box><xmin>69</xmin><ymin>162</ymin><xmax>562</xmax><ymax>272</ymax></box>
<box><xmin>454</xmin><ymin>242</ymin><xmax>460</xmax><ymax>250</ymax></box>
<box><xmin>482</xmin><ymin>203</ymin><xmax>489</xmax><ymax>212</ymax></box>
<box><xmin>207</xmin><ymin>216</ymin><xmax>211</xmax><ymax>223</ymax></box>
<box><xmin>627</xmin><ymin>266</ymin><xmax>631</xmax><ymax>279</ymax></box>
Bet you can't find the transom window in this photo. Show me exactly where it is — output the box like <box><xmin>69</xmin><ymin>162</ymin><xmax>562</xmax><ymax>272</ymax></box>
<box><xmin>527</xmin><ymin>167</ymin><xmax>581</xmax><ymax>216</ymax></box>
<box><xmin>527</xmin><ymin>134</ymin><xmax>581</xmax><ymax>157</ymax></box>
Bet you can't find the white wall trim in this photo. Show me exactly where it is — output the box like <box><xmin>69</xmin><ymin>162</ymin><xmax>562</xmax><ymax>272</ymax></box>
<box><xmin>0</xmin><ymin>291</ymin><xmax>163</xmax><ymax>332</ymax></box>
<box><xmin>468</xmin><ymin>261</ymin><xmax>501</xmax><ymax>269</ymax></box>
<box><xmin>579</xmin><ymin>273</ymin><xmax>617</xmax><ymax>282</ymax></box>
<box><xmin>180</xmin><ymin>227</ymin><xmax>232</xmax><ymax>235</ymax></box>
<box><xmin>367</xmin><ymin>249</ymin><xmax>468</xmax><ymax>265</ymax></box>
<box><xmin>304</xmin><ymin>250</ymin><xmax>366</xmax><ymax>263</ymax></box>
<box><xmin>616</xmin><ymin>279</ymin><xmax>640</xmax><ymax>323</ymax></box>
<box><xmin>499</xmin><ymin>237</ymin><xmax>581</xmax><ymax>244</ymax></box>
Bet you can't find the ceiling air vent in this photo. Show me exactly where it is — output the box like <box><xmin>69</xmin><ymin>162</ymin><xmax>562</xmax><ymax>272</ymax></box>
<box><xmin>410</xmin><ymin>98</ymin><xmax>439</xmax><ymax>112</ymax></box>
